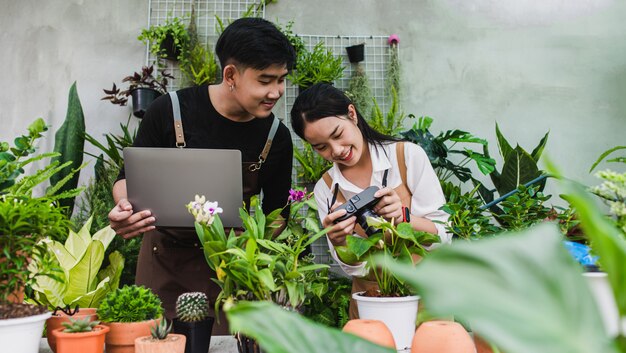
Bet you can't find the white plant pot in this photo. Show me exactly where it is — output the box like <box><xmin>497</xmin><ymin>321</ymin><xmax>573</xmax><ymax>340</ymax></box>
<box><xmin>0</xmin><ymin>311</ymin><xmax>51</xmax><ymax>353</ymax></box>
<box><xmin>583</xmin><ymin>272</ymin><xmax>620</xmax><ymax>337</ymax></box>
<box><xmin>353</xmin><ymin>291</ymin><xmax>419</xmax><ymax>351</ymax></box>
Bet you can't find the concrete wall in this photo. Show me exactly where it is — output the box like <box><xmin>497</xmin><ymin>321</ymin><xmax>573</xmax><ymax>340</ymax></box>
<box><xmin>2</xmin><ymin>0</ymin><xmax>625</xmax><ymax>194</ymax></box>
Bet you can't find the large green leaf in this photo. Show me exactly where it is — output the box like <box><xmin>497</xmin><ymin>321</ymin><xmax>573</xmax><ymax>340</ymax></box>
<box><xmin>495</xmin><ymin>122</ymin><xmax>514</xmax><ymax>160</ymax></box>
<box><xmin>560</xmin><ymin>177</ymin><xmax>626</xmax><ymax>317</ymax></box>
<box><xmin>50</xmin><ymin>81</ymin><xmax>85</xmax><ymax>214</ymax></box>
<box><xmin>497</xmin><ymin>146</ymin><xmax>541</xmax><ymax>195</ymax></box>
<box><xmin>64</xmin><ymin>241</ymin><xmax>105</xmax><ymax>304</ymax></box>
<box><xmin>530</xmin><ymin>131</ymin><xmax>549</xmax><ymax>163</ymax></box>
<box><xmin>226</xmin><ymin>301</ymin><xmax>394</xmax><ymax>353</ymax></box>
<box><xmin>387</xmin><ymin>224</ymin><xmax>616</xmax><ymax>353</ymax></box>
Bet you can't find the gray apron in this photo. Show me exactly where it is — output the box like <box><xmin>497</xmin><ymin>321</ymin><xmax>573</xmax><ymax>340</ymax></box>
<box><xmin>135</xmin><ymin>91</ymin><xmax>279</xmax><ymax>335</ymax></box>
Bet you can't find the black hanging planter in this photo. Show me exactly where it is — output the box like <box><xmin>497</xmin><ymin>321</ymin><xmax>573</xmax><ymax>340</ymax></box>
<box><xmin>160</xmin><ymin>32</ymin><xmax>181</xmax><ymax>61</ymax></box>
<box><xmin>173</xmin><ymin>317</ymin><xmax>215</xmax><ymax>353</ymax></box>
<box><xmin>130</xmin><ymin>87</ymin><xmax>161</xmax><ymax>118</ymax></box>
<box><xmin>345</xmin><ymin>43</ymin><xmax>365</xmax><ymax>63</ymax></box>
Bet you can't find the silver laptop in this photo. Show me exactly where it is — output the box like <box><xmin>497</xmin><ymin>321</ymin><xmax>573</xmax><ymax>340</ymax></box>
<box><xmin>124</xmin><ymin>147</ymin><xmax>243</xmax><ymax>228</ymax></box>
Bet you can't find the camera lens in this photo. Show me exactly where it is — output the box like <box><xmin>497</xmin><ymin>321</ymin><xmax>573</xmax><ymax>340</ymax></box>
<box><xmin>357</xmin><ymin>208</ymin><xmax>380</xmax><ymax>236</ymax></box>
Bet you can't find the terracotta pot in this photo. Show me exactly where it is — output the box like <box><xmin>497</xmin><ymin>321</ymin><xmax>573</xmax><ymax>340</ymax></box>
<box><xmin>52</xmin><ymin>324</ymin><xmax>109</xmax><ymax>353</ymax></box>
<box><xmin>411</xmin><ymin>320</ymin><xmax>476</xmax><ymax>353</ymax></box>
<box><xmin>135</xmin><ymin>333</ymin><xmax>186</xmax><ymax>353</ymax></box>
<box><xmin>474</xmin><ymin>333</ymin><xmax>496</xmax><ymax>353</ymax></box>
<box><xmin>104</xmin><ymin>319</ymin><xmax>158</xmax><ymax>353</ymax></box>
<box><xmin>46</xmin><ymin>308</ymin><xmax>98</xmax><ymax>353</ymax></box>
<box><xmin>342</xmin><ymin>319</ymin><xmax>396</xmax><ymax>349</ymax></box>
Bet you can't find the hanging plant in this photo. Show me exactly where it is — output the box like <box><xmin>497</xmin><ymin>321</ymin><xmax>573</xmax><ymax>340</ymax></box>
<box><xmin>387</xmin><ymin>34</ymin><xmax>401</xmax><ymax>97</ymax></box>
<box><xmin>345</xmin><ymin>64</ymin><xmax>372</xmax><ymax>118</ymax></box>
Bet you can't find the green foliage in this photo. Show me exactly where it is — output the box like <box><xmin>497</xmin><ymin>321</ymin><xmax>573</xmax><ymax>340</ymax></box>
<box><xmin>494</xmin><ymin>184</ymin><xmax>552</xmax><ymax>231</ymax></box>
<box><xmin>302</xmin><ymin>275</ymin><xmax>352</xmax><ymax>328</ymax></box>
<box><xmin>337</xmin><ymin>218</ymin><xmax>439</xmax><ymax>296</ymax></box>
<box><xmin>62</xmin><ymin>317</ymin><xmax>100</xmax><ymax>333</ymax></box>
<box><xmin>293</xmin><ymin>143</ymin><xmax>332</xmax><ymax>185</ymax></box>
<box><xmin>387</xmin><ymin>43</ymin><xmax>400</xmax><ymax>96</ymax></box>
<box><xmin>401</xmin><ymin>115</ymin><xmax>496</xmax><ymax>188</ymax></box>
<box><xmin>367</xmin><ymin>87</ymin><xmax>407</xmax><ymax>137</ymax></box>
<box><xmin>288</xmin><ymin>42</ymin><xmax>345</xmax><ymax>89</ymax></box>
<box><xmin>277</xmin><ymin>21</ymin><xmax>305</xmax><ymax>58</ymax></box>
<box><xmin>0</xmin><ymin>118</ymin><xmax>48</xmax><ymax>191</ymax></box>
<box><xmin>176</xmin><ymin>292</ymin><xmax>210</xmax><ymax>322</ymax></box>
<box><xmin>487</xmin><ymin>123</ymin><xmax>549</xmax><ymax>196</ymax></box>
<box><xmin>84</xmin><ymin>116</ymin><xmax>136</xmax><ymax>170</ymax></box>
<box><xmin>345</xmin><ymin>64</ymin><xmax>372</xmax><ymax>118</ymax></box>
<box><xmin>51</xmin><ymin>82</ymin><xmax>86</xmax><ymax>215</ymax></box>
<box><xmin>180</xmin><ymin>6</ymin><xmax>218</xmax><ymax>86</ymax></box>
<box><xmin>227</xmin><ymin>301</ymin><xmax>395</xmax><ymax>353</ymax></box>
<box><xmin>589</xmin><ymin>145</ymin><xmax>626</xmax><ymax>173</ymax></box>
<box><xmin>28</xmin><ymin>216</ymin><xmax>124</xmax><ymax>310</ymax></box>
<box><xmin>97</xmin><ymin>285</ymin><xmax>163</xmax><ymax>323</ymax></box>
<box><xmin>191</xmin><ymin>193</ymin><xmax>329</xmax><ymax>317</ymax></box>
<box><xmin>102</xmin><ymin>66</ymin><xmax>174</xmax><ymax>106</ymax></box>
<box><xmin>440</xmin><ymin>184</ymin><xmax>500</xmax><ymax>239</ymax></box>
<box><xmin>151</xmin><ymin>318</ymin><xmax>172</xmax><ymax>340</ymax></box>
<box><xmin>138</xmin><ymin>16</ymin><xmax>190</xmax><ymax>63</ymax></box>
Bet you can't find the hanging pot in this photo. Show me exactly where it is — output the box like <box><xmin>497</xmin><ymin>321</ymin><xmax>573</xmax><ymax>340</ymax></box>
<box><xmin>130</xmin><ymin>87</ymin><xmax>162</xmax><ymax>118</ymax></box>
<box><xmin>352</xmin><ymin>291</ymin><xmax>419</xmax><ymax>351</ymax></box>
<box><xmin>172</xmin><ymin>317</ymin><xmax>214</xmax><ymax>353</ymax></box>
<box><xmin>345</xmin><ymin>43</ymin><xmax>365</xmax><ymax>63</ymax></box>
<box><xmin>160</xmin><ymin>33</ymin><xmax>180</xmax><ymax>61</ymax></box>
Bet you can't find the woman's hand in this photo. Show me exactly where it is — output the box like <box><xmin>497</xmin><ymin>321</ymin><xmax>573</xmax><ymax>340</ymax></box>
<box><xmin>372</xmin><ymin>187</ymin><xmax>403</xmax><ymax>223</ymax></box>
<box><xmin>322</xmin><ymin>202</ymin><xmax>357</xmax><ymax>247</ymax></box>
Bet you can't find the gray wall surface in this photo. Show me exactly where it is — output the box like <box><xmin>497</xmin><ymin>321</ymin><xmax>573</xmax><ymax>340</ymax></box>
<box><xmin>2</xmin><ymin>0</ymin><xmax>625</xmax><ymax>196</ymax></box>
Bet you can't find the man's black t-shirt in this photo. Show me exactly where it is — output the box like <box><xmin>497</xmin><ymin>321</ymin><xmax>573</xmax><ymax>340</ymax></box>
<box><xmin>118</xmin><ymin>84</ymin><xmax>293</xmax><ymax>214</ymax></box>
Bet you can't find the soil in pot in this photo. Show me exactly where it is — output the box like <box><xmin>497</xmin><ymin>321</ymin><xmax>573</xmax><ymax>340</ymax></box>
<box><xmin>46</xmin><ymin>308</ymin><xmax>98</xmax><ymax>353</ymax></box>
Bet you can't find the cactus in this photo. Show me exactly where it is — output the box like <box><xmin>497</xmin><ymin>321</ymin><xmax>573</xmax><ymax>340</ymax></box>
<box><xmin>176</xmin><ymin>292</ymin><xmax>210</xmax><ymax>322</ymax></box>
<box><xmin>150</xmin><ymin>318</ymin><xmax>172</xmax><ymax>340</ymax></box>
<box><xmin>62</xmin><ymin>317</ymin><xmax>99</xmax><ymax>333</ymax></box>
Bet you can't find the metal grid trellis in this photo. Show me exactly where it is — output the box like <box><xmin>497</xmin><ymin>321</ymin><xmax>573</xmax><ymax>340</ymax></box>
<box><xmin>146</xmin><ymin>2</ymin><xmax>396</xmax><ymax>269</ymax></box>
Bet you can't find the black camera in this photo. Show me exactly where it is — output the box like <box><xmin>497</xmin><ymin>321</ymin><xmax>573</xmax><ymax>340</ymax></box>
<box><xmin>334</xmin><ymin>186</ymin><xmax>381</xmax><ymax>236</ymax></box>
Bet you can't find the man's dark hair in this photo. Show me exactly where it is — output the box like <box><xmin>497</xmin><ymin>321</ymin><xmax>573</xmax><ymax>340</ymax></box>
<box><xmin>215</xmin><ymin>17</ymin><xmax>296</xmax><ymax>71</ymax></box>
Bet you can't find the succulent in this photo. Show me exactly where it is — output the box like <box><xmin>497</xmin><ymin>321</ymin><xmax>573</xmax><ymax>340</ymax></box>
<box><xmin>97</xmin><ymin>285</ymin><xmax>163</xmax><ymax>323</ymax></box>
<box><xmin>62</xmin><ymin>317</ymin><xmax>100</xmax><ymax>333</ymax></box>
<box><xmin>150</xmin><ymin>318</ymin><xmax>172</xmax><ymax>340</ymax></box>
<box><xmin>176</xmin><ymin>292</ymin><xmax>210</xmax><ymax>322</ymax></box>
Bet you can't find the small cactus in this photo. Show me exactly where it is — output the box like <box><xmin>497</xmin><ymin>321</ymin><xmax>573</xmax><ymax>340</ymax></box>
<box><xmin>150</xmin><ymin>318</ymin><xmax>172</xmax><ymax>340</ymax></box>
<box><xmin>176</xmin><ymin>292</ymin><xmax>210</xmax><ymax>322</ymax></box>
<box><xmin>62</xmin><ymin>317</ymin><xmax>100</xmax><ymax>333</ymax></box>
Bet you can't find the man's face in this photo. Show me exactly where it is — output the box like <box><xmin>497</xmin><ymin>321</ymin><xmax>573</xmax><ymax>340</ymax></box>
<box><xmin>233</xmin><ymin>64</ymin><xmax>288</xmax><ymax>118</ymax></box>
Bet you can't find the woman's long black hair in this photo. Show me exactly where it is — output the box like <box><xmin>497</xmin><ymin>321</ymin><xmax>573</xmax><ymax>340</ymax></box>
<box><xmin>290</xmin><ymin>83</ymin><xmax>399</xmax><ymax>149</ymax></box>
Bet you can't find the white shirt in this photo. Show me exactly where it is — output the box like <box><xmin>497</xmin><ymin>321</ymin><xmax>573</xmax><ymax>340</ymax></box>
<box><xmin>313</xmin><ymin>141</ymin><xmax>451</xmax><ymax>277</ymax></box>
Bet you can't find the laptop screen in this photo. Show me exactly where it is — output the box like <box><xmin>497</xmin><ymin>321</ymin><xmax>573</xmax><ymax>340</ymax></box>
<box><xmin>124</xmin><ymin>147</ymin><xmax>243</xmax><ymax>228</ymax></box>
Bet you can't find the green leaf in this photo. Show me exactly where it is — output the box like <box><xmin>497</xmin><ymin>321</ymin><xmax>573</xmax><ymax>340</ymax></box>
<box><xmin>387</xmin><ymin>224</ymin><xmax>615</xmax><ymax>353</ymax></box>
<box><xmin>64</xmin><ymin>241</ymin><xmax>105</xmax><ymax>304</ymax></box>
<box><xmin>495</xmin><ymin>123</ymin><xmax>514</xmax><ymax>160</ymax></box>
<box><xmin>226</xmin><ymin>301</ymin><xmax>395</xmax><ymax>353</ymax></box>
<box><xmin>498</xmin><ymin>146</ymin><xmax>540</xmax><ymax>195</ymax></box>
<box><xmin>530</xmin><ymin>131</ymin><xmax>549</xmax><ymax>163</ymax></box>
<box><xmin>589</xmin><ymin>146</ymin><xmax>626</xmax><ymax>172</ymax></box>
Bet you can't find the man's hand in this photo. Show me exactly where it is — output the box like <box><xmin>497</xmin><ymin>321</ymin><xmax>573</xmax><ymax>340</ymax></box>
<box><xmin>108</xmin><ymin>198</ymin><xmax>156</xmax><ymax>239</ymax></box>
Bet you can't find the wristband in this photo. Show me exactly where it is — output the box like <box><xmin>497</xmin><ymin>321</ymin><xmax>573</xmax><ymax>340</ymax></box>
<box><xmin>401</xmin><ymin>206</ymin><xmax>411</xmax><ymax>223</ymax></box>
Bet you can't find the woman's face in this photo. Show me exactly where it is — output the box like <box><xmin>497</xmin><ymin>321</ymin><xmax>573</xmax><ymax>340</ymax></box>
<box><xmin>302</xmin><ymin>105</ymin><xmax>365</xmax><ymax>168</ymax></box>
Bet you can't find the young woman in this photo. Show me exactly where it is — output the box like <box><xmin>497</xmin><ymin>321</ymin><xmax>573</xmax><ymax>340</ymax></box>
<box><xmin>290</xmin><ymin>83</ymin><xmax>450</xmax><ymax>318</ymax></box>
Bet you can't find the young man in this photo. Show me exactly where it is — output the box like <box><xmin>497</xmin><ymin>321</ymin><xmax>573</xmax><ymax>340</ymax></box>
<box><xmin>108</xmin><ymin>18</ymin><xmax>295</xmax><ymax>334</ymax></box>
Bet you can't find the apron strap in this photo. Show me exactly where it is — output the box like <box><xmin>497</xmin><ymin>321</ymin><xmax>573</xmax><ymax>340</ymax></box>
<box><xmin>248</xmin><ymin>116</ymin><xmax>279</xmax><ymax>172</ymax></box>
<box><xmin>168</xmin><ymin>91</ymin><xmax>186</xmax><ymax>148</ymax></box>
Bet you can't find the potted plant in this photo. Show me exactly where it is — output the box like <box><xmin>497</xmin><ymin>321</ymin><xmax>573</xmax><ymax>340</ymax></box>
<box><xmin>0</xmin><ymin>118</ymin><xmax>81</xmax><ymax>353</ymax></box>
<box><xmin>345</xmin><ymin>43</ymin><xmax>365</xmax><ymax>64</ymax></box>
<box><xmin>293</xmin><ymin>143</ymin><xmax>332</xmax><ymax>190</ymax></box>
<box><xmin>179</xmin><ymin>3</ymin><xmax>218</xmax><ymax>86</ymax></box>
<box><xmin>333</xmin><ymin>216</ymin><xmax>439</xmax><ymax>351</ymax></box>
<box><xmin>187</xmin><ymin>190</ymin><xmax>330</xmax><ymax>352</ymax></box>
<box><xmin>138</xmin><ymin>16</ymin><xmax>190</xmax><ymax>61</ymax></box>
<box><xmin>97</xmin><ymin>285</ymin><xmax>164</xmax><ymax>353</ymax></box>
<box><xmin>345</xmin><ymin>63</ymin><xmax>373</xmax><ymax>119</ymax></box>
<box><xmin>102</xmin><ymin>65</ymin><xmax>174</xmax><ymax>118</ymax></box>
<box><xmin>173</xmin><ymin>292</ymin><xmax>214</xmax><ymax>353</ymax></box>
<box><xmin>135</xmin><ymin>318</ymin><xmax>186</xmax><ymax>353</ymax></box>
<box><xmin>288</xmin><ymin>42</ymin><xmax>345</xmax><ymax>92</ymax></box>
<box><xmin>27</xmin><ymin>216</ymin><xmax>124</xmax><ymax>352</ymax></box>
<box><xmin>52</xmin><ymin>317</ymin><xmax>109</xmax><ymax>353</ymax></box>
